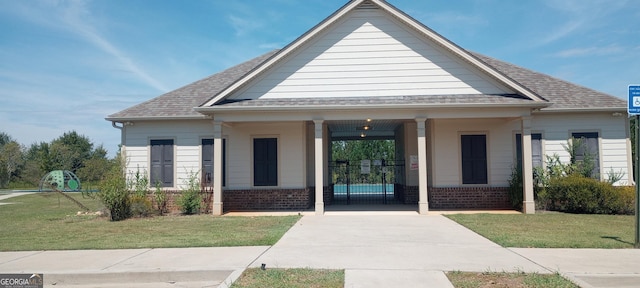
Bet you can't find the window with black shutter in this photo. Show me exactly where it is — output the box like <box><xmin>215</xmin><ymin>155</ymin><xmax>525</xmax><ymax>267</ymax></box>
<box><xmin>254</xmin><ymin>138</ymin><xmax>278</xmax><ymax>186</ymax></box>
<box><xmin>202</xmin><ymin>139</ymin><xmax>226</xmax><ymax>187</ymax></box>
<box><xmin>461</xmin><ymin>135</ymin><xmax>488</xmax><ymax>184</ymax></box>
<box><xmin>571</xmin><ymin>132</ymin><xmax>600</xmax><ymax>177</ymax></box>
<box><xmin>516</xmin><ymin>133</ymin><xmax>543</xmax><ymax>169</ymax></box>
<box><xmin>150</xmin><ymin>139</ymin><xmax>173</xmax><ymax>187</ymax></box>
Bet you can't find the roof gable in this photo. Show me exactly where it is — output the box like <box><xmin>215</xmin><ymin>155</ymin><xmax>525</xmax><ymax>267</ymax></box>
<box><xmin>202</xmin><ymin>0</ymin><xmax>544</xmax><ymax>107</ymax></box>
<box><xmin>225</xmin><ymin>8</ymin><xmax>515</xmax><ymax>100</ymax></box>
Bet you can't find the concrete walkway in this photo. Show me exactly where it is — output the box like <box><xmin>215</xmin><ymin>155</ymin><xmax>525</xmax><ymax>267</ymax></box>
<box><xmin>0</xmin><ymin>208</ymin><xmax>639</xmax><ymax>287</ymax></box>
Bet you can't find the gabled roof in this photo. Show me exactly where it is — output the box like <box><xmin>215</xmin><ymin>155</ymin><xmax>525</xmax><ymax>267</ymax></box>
<box><xmin>201</xmin><ymin>0</ymin><xmax>544</xmax><ymax>107</ymax></box>
<box><xmin>106</xmin><ymin>1</ymin><xmax>625</xmax><ymax>122</ymax></box>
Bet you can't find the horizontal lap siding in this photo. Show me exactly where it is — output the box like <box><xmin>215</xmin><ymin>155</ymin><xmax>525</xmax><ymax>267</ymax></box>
<box><xmin>432</xmin><ymin>118</ymin><xmax>519</xmax><ymax>187</ymax></box>
<box><xmin>533</xmin><ymin>113</ymin><xmax>630</xmax><ymax>184</ymax></box>
<box><xmin>123</xmin><ymin>120</ymin><xmax>214</xmax><ymax>189</ymax></box>
<box><xmin>231</xmin><ymin>10</ymin><xmax>510</xmax><ymax>100</ymax></box>
<box><xmin>225</xmin><ymin>122</ymin><xmax>306</xmax><ymax>189</ymax></box>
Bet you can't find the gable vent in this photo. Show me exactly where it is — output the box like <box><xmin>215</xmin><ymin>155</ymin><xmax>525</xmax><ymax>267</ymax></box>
<box><xmin>357</xmin><ymin>1</ymin><xmax>378</xmax><ymax>10</ymax></box>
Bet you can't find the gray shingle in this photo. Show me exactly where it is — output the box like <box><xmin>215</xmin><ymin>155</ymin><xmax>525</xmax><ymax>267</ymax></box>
<box><xmin>106</xmin><ymin>50</ymin><xmax>278</xmax><ymax>120</ymax></box>
<box><xmin>214</xmin><ymin>94</ymin><xmax>538</xmax><ymax>108</ymax></box>
<box><xmin>472</xmin><ymin>53</ymin><xmax>626</xmax><ymax>110</ymax></box>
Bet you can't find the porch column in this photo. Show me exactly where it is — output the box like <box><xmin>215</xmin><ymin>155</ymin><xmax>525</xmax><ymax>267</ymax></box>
<box><xmin>521</xmin><ymin>117</ymin><xmax>535</xmax><ymax>214</ymax></box>
<box><xmin>212</xmin><ymin>121</ymin><xmax>224</xmax><ymax>216</ymax></box>
<box><xmin>416</xmin><ymin>118</ymin><xmax>429</xmax><ymax>215</ymax></box>
<box><xmin>314</xmin><ymin>120</ymin><xmax>325</xmax><ymax>215</ymax></box>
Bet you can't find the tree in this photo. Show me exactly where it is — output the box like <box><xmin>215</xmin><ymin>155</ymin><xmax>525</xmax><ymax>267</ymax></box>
<box><xmin>51</xmin><ymin>131</ymin><xmax>93</xmax><ymax>173</ymax></box>
<box><xmin>0</xmin><ymin>133</ymin><xmax>24</xmax><ymax>188</ymax></box>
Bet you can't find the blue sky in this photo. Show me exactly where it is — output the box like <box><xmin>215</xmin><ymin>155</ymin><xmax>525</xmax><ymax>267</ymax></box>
<box><xmin>1</xmin><ymin>0</ymin><xmax>639</xmax><ymax>157</ymax></box>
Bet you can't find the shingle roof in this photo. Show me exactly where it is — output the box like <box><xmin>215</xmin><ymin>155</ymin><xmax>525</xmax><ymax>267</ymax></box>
<box><xmin>472</xmin><ymin>53</ymin><xmax>626</xmax><ymax>110</ymax></box>
<box><xmin>107</xmin><ymin>49</ymin><xmax>625</xmax><ymax>121</ymax></box>
<box><xmin>212</xmin><ymin>94</ymin><xmax>542</xmax><ymax>109</ymax></box>
<box><xmin>106</xmin><ymin>50</ymin><xmax>278</xmax><ymax>120</ymax></box>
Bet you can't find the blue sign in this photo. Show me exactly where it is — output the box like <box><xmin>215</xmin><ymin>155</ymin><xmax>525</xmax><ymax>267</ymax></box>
<box><xmin>629</xmin><ymin>85</ymin><xmax>640</xmax><ymax>115</ymax></box>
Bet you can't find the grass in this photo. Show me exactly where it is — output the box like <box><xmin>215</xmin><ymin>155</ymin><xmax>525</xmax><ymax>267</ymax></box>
<box><xmin>446</xmin><ymin>213</ymin><xmax>634</xmax><ymax>248</ymax></box>
<box><xmin>231</xmin><ymin>268</ymin><xmax>344</xmax><ymax>288</ymax></box>
<box><xmin>447</xmin><ymin>271</ymin><xmax>579</xmax><ymax>288</ymax></box>
<box><xmin>0</xmin><ymin>193</ymin><xmax>300</xmax><ymax>251</ymax></box>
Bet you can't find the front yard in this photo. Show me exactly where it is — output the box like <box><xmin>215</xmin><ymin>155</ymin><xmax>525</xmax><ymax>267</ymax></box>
<box><xmin>0</xmin><ymin>193</ymin><xmax>300</xmax><ymax>251</ymax></box>
<box><xmin>445</xmin><ymin>212</ymin><xmax>634</xmax><ymax>248</ymax></box>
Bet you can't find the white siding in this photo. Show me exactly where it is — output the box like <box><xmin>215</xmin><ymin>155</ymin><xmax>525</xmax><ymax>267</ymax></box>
<box><xmin>231</xmin><ymin>9</ymin><xmax>511</xmax><ymax>100</ymax></box>
<box><xmin>431</xmin><ymin>118</ymin><xmax>518</xmax><ymax>187</ymax></box>
<box><xmin>533</xmin><ymin>113</ymin><xmax>631</xmax><ymax>185</ymax></box>
<box><xmin>224</xmin><ymin>122</ymin><xmax>307</xmax><ymax>189</ymax></box>
<box><xmin>123</xmin><ymin>120</ymin><xmax>215</xmax><ymax>189</ymax></box>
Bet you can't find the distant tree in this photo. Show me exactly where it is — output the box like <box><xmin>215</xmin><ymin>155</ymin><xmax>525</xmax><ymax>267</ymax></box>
<box><xmin>0</xmin><ymin>133</ymin><xmax>24</xmax><ymax>188</ymax></box>
<box><xmin>77</xmin><ymin>145</ymin><xmax>113</xmax><ymax>183</ymax></box>
<box><xmin>51</xmin><ymin>131</ymin><xmax>93</xmax><ymax>173</ymax></box>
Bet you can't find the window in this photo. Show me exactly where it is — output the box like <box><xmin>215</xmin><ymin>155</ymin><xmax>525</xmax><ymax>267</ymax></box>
<box><xmin>150</xmin><ymin>139</ymin><xmax>173</xmax><ymax>187</ymax></box>
<box><xmin>571</xmin><ymin>132</ymin><xmax>600</xmax><ymax>177</ymax></box>
<box><xmin>516</xmin><ymin>133</ymin><xmax>543</xmax><ymax>169</ymax></box>
<box><xmin>461</xmin><ymin>135</ymin><xmax>488</xmax><ymax>184</ymax></box>
<box><xmin>202</xmin><ymin>139</ymin><xmax>226</xmax><ymax>187</ymax></box>
<box><xmin>254</xmin><ymin>138</ymin><xmax>278</xmax><ymax>186</ymax></box>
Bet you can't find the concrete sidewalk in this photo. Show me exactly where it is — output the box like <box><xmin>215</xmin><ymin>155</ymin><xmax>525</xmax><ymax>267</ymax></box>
<box><xmin>0</xmin><ymin>247</ymin><xmax>268</xmax><ymax>287</ymax></box>
<box><xmin>0</xmin><ymin>213</ymin><xmax>639</xmax><ymax>287</ymax></box>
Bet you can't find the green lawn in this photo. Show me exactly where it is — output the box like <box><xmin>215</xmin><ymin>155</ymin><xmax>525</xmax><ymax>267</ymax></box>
<box><xmin>0</xmin><ymin>193</ymin><xmax>300</xmax><ymax>251</ymax></box>
<box><xmin>446</xmin><ymin>213</ymin><xmax>634</xmax><ymax>248</ymax></box>
<box><xmin>447</xmin><ymin>271</ymin><xmax>579</xmax><ymax>288</ymax></box>
<box><xmin>231</xmin><ymin>268</ymin><xmax>344</xmax><ymax>288</ymax></box>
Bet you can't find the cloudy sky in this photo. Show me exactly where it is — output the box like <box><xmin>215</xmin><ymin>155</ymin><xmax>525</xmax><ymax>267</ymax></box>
<box><xmin>1</xmin><ymin>0</ymin><xmax>639</xmax><ymax>156</ymax></box>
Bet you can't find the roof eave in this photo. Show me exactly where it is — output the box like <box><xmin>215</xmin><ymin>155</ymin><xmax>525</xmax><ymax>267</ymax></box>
<box><xmin>105</xmin><ymin>115</ymin><xmax>210</xmax><ymax>122</ymax></box>
<box><xmin>535</xmin><ymin>107</ymin><xmax>627</xmax><ymax>114</ymax></box>
<box><xmin>195</xmin><ymin>102</ymin><xmax>550</xmax><ymax>113</ymax></box>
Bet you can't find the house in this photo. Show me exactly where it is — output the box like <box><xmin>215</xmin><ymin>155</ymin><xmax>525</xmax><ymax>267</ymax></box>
<box><xmin>106</xmin><ymin>0</ymin><xmax>631</xmax><ymax>216</ymax></box>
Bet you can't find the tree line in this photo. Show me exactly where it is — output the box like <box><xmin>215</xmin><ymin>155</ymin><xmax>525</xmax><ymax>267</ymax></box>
<box><xmin>0</xmin><ymin>131</ymin><xmax>114</xmax><ymax>189</ymax></box>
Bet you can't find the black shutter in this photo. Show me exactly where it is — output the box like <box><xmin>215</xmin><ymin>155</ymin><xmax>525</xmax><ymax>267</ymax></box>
<box><xmin>202</xmin><ymin>139</ymin><xmax>226</xmax><ymax>187</ymax></box>
<box><xmin>571</xmin><ymin>132</ymin><xmax>600</xmax><ymax>176</ymax></box>
<box><xmin>254</xmin><ymin>138</ymin><xmax>277</xmax><ymax>186</ymax></box>
<box><xmin>516</xmin><ymin>133</ymin><xmax>543</xmax><ymax>169</ymax></box>
<box><xmin>461</xmin><ymin>135</ymin><xmax>487</xmax><ymax>184</ymax></box>
<box><xmin>202</xmin><ymin>139</ymin><xmax>213</xmax><ymax>186</ymax></box>
<box><xmin>150</xmin><ymin>140</ymin><xmax>173</xmax><ymax>187</ymax></box>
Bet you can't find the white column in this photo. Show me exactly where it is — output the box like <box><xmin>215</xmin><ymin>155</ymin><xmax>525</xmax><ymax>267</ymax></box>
<box><xmin>212</xmin><ymin>121</ymin><xmax>224</xmax><ymax>216</ymax></box>
<box><xmin>416</xmin><ymin>118</ymin><xmax>429</xmax><ymax>215</ymax></box>
<box><xmin>521</xmin><ymin>117</ymin><xmax>535</xmax><ymax>214</ymax></box>
<box><xmin>314</xmin><ymin>120</ymin><xmax>325</xmax><ymax>215</ymax></box>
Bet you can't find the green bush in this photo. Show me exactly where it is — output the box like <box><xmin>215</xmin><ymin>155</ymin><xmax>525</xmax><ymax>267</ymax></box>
<box><xmin>507</xmin><ymin>165</ymin><xmax>523</xmax><ymax>210</ymax></box>
<box><xmin>129</xmin><ymin>195</ymin><xmax>153</xmax><ymax>217</ymax></box>
<box><xmin>98</xmin><ymin>165</ymin><xmax>130</xmax><ymax>221</ymax></box>
<box><xmin>542</xmin><ymin>174</ymin><xmax>634</xmax><ymax>215</ymax></box>
<box><xmin>177</xmin><ymin>172</ymin><xmax>202</xmax><ymax>215</ymax></box>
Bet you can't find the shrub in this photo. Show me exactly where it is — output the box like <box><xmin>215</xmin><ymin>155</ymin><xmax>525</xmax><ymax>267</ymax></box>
<box><xmin>129</xmin><ymin>194</ymin><xmax>153</xmax><ymax>217</ymax></box>
<box><xmin>543</xmin><ymin>174</ymin><xmax>634</xmax><ymax>215</ymax></box>
<box><xmin>507</xmin><ymin>165</ymin><xmax>523</xmax><ymax>210</ymax></box>
<box><xmin>98</xmin><ymin>156</ymin><xmax>130</xmax><ymax>221</ymax></box>
<box><xmin>153</xmin><ymin>181</ymin><xmax>168</xmax><ymax>215</ymax></box>
<box><xmin>177</xmin><ymin>172</ymin><xmax>202</xmax><ymax>215</ymax></box>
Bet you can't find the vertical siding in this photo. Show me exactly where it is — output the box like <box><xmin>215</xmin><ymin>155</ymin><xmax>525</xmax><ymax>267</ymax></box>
<box><xmin>231</xmin><ymin>9</ymin><xmax>511</xmax><ymax>100</ymax></box>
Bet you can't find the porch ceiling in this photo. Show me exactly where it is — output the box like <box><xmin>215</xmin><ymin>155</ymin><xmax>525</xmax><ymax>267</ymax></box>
<box><xmin>328</xmin><ymin>119</ymin><xmax>403</xmax><ymax>140</ymax></box>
